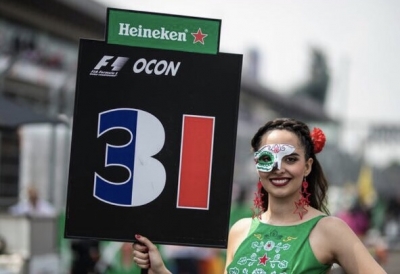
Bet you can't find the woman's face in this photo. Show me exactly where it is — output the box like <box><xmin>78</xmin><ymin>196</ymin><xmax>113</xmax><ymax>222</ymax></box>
<box><xmin>257</xmin><ymin>129</ymin><xmax>313</xmax><ymax>198</ymax></box>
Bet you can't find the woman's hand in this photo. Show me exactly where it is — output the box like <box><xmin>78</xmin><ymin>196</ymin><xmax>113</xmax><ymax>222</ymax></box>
<box><xmin>132</xmin><ymin>234</ymin><xmax>171</xmax><ymax>274</ymax></box>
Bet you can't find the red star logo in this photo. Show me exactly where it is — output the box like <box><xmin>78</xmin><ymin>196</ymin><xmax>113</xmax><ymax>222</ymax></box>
<box><xmin>258</xmin><ymin>254</ymin><xmax>269</xmax><ymax>265</ymax></box>
<box><xmin>191</xmin><ymin>28</ymin><xmax>208</xmax><ymax>44</ymax></box>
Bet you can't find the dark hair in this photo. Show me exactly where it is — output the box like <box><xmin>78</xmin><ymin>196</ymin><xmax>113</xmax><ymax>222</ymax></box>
<box><xmin>251</xmin><ymin>117</ymin><xmax>330</xmax><ymax>215</ymax></box>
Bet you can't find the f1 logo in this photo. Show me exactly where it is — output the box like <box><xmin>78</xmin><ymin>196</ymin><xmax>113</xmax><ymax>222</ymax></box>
<box><xmin>94</xmin><ymin>108</ymin><xmax>215</xmax><ymax>210</ymax></box>
<box><xmin>94</xmin><ymin>55</ymin><xmax>129</xmax><ymax>71</ymax></box>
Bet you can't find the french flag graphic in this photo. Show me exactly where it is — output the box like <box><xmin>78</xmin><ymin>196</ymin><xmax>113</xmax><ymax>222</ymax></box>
<box><xmin>94</xmin><ymin>108</ymin><xmax>166</xmax><ymax>206</ymax></box>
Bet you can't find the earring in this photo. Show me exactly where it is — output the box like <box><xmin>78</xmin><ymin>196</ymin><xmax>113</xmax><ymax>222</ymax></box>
<box><xmin>293</xmin><ymin>177</ymin><xmax>310</xmax><ymax>219</ymax></box>
<box><xmin>253</xmin><ymin>179</ymin><xmax>264</xmax><ymax>219</ymax></box>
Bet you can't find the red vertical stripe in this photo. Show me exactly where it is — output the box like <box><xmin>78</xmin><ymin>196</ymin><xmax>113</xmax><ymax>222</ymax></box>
<box><xmin>177</xmin><ymin>115</ymin><xmax>214</xmax><ymax>209</ymax></box>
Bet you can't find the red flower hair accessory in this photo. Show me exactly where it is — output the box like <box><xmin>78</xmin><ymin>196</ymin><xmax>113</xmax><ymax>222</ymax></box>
<box><xmin>310</xmin><ymin>127</ymin><xmax>326</xmax><ymax>153</ymax></box>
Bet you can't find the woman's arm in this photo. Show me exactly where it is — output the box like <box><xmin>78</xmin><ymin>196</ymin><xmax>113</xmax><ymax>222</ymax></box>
<box><xmin>132</xmin><ymin>234</ymin><xmax>172</xmax><ymax>274</ymax></box>
<box><xmin>224</xmin><ymin>218</ymin><xmax>253</xmax><ymax>274</ymax></box>
<box><xmin>321</xmin><ymin>217</ymin><xmax>387</xmax><ymax>274</ymax></box>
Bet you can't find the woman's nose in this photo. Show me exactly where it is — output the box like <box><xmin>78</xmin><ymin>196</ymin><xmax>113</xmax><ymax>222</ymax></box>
<box><xmin>272</xmin><ymin>162</ymin><xmax>285</xmax><ymax>173</ymax></box>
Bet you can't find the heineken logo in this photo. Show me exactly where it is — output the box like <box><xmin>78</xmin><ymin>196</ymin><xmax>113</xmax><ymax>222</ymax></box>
<box><xmin>119</xmin><ymin>24</ymin><xmax>188</xmax><ymax>42</ymax></box>
<box><xmin>118</xmin><ymin>24</ymin><xmax>209</xmax><ymax>45</ymax></box>
<box><xmin>107</xmin><ymin>9</ymin><xmax>221</xmax><ymax>54</ymax></box>
<box><xmin>191</xmin><ymin>28</ymin><xmax>208</xmax><ymax>44</ymax></box>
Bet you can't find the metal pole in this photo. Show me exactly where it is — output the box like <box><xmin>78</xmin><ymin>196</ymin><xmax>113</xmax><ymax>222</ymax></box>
<box><xmin>47</xmin><ymin>86</ymin><xmax>59</xmax><ymax>205</ymax></box>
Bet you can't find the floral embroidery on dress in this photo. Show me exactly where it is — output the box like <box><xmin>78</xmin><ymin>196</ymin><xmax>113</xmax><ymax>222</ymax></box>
<box><xmin>228</xmin><ymin>217</ymin><xmax>330</xmax><ymax>274</ymax></box>
<box><xmin>272</xmin><ymin>242</ymin><xmax>291</xmax><ymax>253</ymax></box>
<box><xmin>254</xmin><ymin>234</ymin><xmax>263</xmax><ymax>240</ymax></box>
<box><xmin>258</xmin><ymin>254</ymin><xmax>268</xmax><ymax>265</ymax></box>
<box><xmin>265</xmin><ymin>229</ymin><xmax>283</xmax><ymax>240</ymax></box>
<box><xmin>264</xmin><ymin>240</ymin><xmax>275</xmax><ymax>251</ymax></box>
<box><xmin>252</xmin><ymin>241</ymin><xmax>264</xmax><ymax>252</ymax></box>
<box><xmin>251</xmin><ymin>268</ymin><xmax>266</xmax><ymax>274</ymax></box>
<box><xmin>229</xmin><ymin>230</ymin><xmax>294</xmax><ymax>274</ymax></box>
<box><xmin>237</xmin><ymin>253</ymin><xmax>258</xmax><ymax>266</ymax></box>
<box><xmin>228</xmin><ymin>267</ymin><xmax>239</xmax><ymax>274</ymax></box>
<box><xmin>282</xmin><ymin>236</ymin><xmax>297</xmax><ymax>242</ymax></box>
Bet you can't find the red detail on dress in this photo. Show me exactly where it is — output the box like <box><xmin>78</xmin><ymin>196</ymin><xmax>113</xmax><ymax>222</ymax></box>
<box><xmin>258</xmin><ymin>254</ymin><xmax>269</xmax><ymax>265</ymax></box>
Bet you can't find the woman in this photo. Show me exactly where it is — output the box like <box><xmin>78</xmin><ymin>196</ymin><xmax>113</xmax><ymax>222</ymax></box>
<box><xmin>132</xmin><ymin>118</ymin><xmax>386</xmax><ymax>274</ymax></box>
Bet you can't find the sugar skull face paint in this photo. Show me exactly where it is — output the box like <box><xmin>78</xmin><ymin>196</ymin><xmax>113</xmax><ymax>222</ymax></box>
<box><xmin>254</xmin><ymin>144</ymin><xmax>296</xmax><ymax>172</ymax></box>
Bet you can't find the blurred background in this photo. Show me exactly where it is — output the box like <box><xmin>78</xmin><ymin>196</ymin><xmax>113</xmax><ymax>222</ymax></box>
<box><xmin>0</xmin><ymin>0</ymin><xmax>399</xmax><ymax>273</ymax></box>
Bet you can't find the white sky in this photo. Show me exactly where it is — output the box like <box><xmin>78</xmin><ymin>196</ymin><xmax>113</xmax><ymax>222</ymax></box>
<box><xmin>93</xmin><ymin>0</ymin><xmax>400</xmax><ymax>125</ymax></box>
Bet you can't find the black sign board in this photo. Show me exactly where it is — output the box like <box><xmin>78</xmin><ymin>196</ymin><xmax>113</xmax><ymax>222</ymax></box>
<box><xmin>65</xmin><ymin>39</ymin><xmax>242</xmax><ymax>248</ymax></box>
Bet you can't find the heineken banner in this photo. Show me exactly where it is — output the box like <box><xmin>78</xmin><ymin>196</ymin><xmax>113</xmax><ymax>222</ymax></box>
<box><xmin>106</xmin><ymin>8</ymin><xmax>221</xmax><ymax>54</ymax></box>
<box><xmin>65</xmin><ymin>9</ymin><xmax>242</xmax><ymax>248</ymax></box>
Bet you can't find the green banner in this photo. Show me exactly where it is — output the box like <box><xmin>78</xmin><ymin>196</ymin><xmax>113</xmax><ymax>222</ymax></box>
<box><xmin>106</xmin><ymin>9</ymin><xmax>221</xmax><ymax>54</ymax></box>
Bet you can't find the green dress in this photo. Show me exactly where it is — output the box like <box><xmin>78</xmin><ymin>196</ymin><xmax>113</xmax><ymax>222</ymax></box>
<box><xmin>226</xmin><ymin>215</ymin><xmax>332</xmax><ymax>274</ymax></box>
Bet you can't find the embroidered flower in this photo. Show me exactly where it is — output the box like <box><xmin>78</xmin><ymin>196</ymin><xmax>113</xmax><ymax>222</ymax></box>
<box><xmin>238</xmin><ymin>257</ymin><xmax>248</xmax><ymax>265</ymax></box>
<box><xmin>310</xmin><ymin>127</ymin><xmax>326</xmax><ymax>153</ymax></box>
<box><xmin>278</xmin><ymin>260</ymin><xmax>289</xmax><ymax>269</ymax></box>
<box><xmin>252</xmin><ymin>268</ymin><xmax>266</xmax><ymax>274</ymax></box>
<box><xmin>251</xmin><ymin>241</ymin><xmax>264</xmax><ymax>252</ymax></box>
<box><xmin>264</xmin><ymin>240</ymin><xmax>275</xmax><ymax>251</ymax></box>
<box><xmin>267</xmin><ymin>229</ymin><xmax>283</xmax><ymax>240</ymax></box>
<box><xmin>228</xmin><ymin>267</ymin><xmax>239</xmax><ymax>274</ymax></box>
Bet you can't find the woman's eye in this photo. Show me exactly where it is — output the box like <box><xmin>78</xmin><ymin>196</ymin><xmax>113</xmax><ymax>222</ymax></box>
<box><xmin>260</xmin><ymin>156</ymin><xmax>271</xmax><ymax>162</ymax></box>
<box><xmin>285</xmin><ymin>157</ymin><xmax>298</xmax><ymax>163</ymax></box>
<box><xmin>261</xmin><ymin>156</ymin><xmax>268</xmax><ymax>161</ymax></box>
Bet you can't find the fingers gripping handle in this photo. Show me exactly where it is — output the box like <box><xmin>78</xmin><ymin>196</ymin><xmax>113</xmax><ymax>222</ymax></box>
<box><xmin>133</xmin><ymin>235</ymin><xmax>149</xmax><ymax>274</ymax></box>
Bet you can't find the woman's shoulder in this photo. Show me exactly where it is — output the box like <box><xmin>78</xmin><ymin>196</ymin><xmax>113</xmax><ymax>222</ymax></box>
<box><xmin>230</xmin><ymin>217</ymin><xmax>254</xmax><ymax>235</ymax></box>
<box><xmin>317</xmin><ymin>215</ymin><xmax>349</xmax><ymax>225</ymax></box>
<box><xmin>314</xmin><ymin>215</ymin><xmax>354</xmax><ymax>236</ymax></box>
<box><xmin>231</xmin><ymin>217</ymin><xmax>253</xmax><ymax>229</ymax></box>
